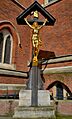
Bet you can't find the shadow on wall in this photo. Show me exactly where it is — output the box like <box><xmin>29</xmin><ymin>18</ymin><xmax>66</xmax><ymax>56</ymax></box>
<box><xmin>38</xmin><ymin>49</ymin><xmax>55</xmax><ymax>83</ymax></box>
<box><xmin>38</xmin><ymin>49</ymin><xmax>55</xmax><ymax>60</ymax></box>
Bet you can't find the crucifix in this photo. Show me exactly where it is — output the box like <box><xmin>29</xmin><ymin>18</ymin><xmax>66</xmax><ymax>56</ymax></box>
<box><xmin>16</xmin><ymin>1</ymin><xmax>56</xmax><ymax>106</ymax></box>
<box><xmin>24</xmin><ymin>12</ymin><xmax>47</xmax><ymax>65</ymax></box>
<box><xmin>24</xmin><ymin>10</ymin><xmax>48</xmax><ymax>106</ymax></box>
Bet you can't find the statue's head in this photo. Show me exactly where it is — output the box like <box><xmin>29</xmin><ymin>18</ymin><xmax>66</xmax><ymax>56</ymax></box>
<box><xmin>33</xmin><ymin>22</ymin><xmax>38</xmax><ymax>27</ymax></box>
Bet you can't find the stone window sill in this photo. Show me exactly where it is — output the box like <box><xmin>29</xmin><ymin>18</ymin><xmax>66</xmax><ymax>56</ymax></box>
<box><xmin>0</xmin><ymin>63</ymin><xmax>16</xmax><ymax>70</ymax></box>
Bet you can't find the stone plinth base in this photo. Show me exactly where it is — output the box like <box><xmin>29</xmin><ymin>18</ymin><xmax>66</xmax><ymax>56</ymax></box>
<box><xmin>13</xmin><ymin>90</ymin><xmax>55</xmax><ymax>118</ymax></box>
<box><xmin>13</xmin><ymin>106</ymin><xmax>55</xmax><ymax>119</ymax></box>
<box><xmin>19</xmin><ymin>90</ymin><xmax>50</xmax><ymax>106</ymax></box>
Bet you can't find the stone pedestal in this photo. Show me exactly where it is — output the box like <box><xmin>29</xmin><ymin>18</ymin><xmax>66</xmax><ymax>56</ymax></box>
<box><xmin>13</xmin><ymin>90</ymin><xmax>55</xmax><ymax>119</ymax></box>
<box><xmin>19</xmin><ymin>90</ymin><xmax>50</xmax><ymax>106</ymax></box>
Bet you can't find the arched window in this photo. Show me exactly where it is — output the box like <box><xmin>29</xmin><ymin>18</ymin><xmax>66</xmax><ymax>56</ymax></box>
<box><xmin>47</xmin><ymin>81</ymin><xmax>71</xmax><ymax>100</ymax></box>
<box><xmin>0</xmin><ymin>29</ymin><xmax>13</xmax><ymax>64</ymax></box>
<box><xmin>0</xmin><ymin>33</ymin><xmax>3</xmax><ymax>62</ymax></box>
<box><xmin>4</xmin><ymin>35</ymin><xmax>11</xmax><ymax>63</ymax></box>
<box><xmin>56</xmin><ymin>83</ymin><xmax>63</xmax><ymax>100</ymax></box>
<box><xmin>44</xmin><ymin>0</ymin><xmax>59</xmax><ymax>5</ymax></box>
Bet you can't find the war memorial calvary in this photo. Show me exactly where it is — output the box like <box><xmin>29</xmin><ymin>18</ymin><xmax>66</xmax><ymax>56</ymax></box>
<box><xmin>0</xmin><ymin>0</ymin><xmax>72</xmax><ymax>118</ymax></box>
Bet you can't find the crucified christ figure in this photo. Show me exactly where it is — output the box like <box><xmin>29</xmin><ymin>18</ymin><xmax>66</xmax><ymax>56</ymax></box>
<box><xmin>24</xmin><ymin>18</ymin><xmax>47</xmax><ymax>64</ymax></box>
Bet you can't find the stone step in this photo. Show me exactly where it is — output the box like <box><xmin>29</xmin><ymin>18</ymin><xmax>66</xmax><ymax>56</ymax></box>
<box><xmin>13</xmin><ymin>106</ymin><xmax>56</xmax><ymax>119</ymax></box>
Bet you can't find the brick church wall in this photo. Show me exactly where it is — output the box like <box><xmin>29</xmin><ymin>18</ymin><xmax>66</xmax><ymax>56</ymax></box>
<box><xmin>44</xmin><ymin>73</ymin><xmax>72</xmax><ymax>92</ymax></box>
<box><xmin>39</xmin><ymin>0</ymin><xmax>72</xmax><ymax>93</ymax></box>
<box><xmin>0</xmin><ymin>0</ymin><xmax>72</xmax><ymax>115</ymax></box>
<box><xmin>40</xmin><ymin>0</ymin><xmax>72</xmax><ymax>57</ymax></box>
<box><xmin>0</xmin><ymin>0</ymin><xmax>72</xmax><ymax>79</ymax></box>
<box><xmin>0</xmin><ymin>0</ymin><xmax>31</xmax><ymax>72</ymax></box>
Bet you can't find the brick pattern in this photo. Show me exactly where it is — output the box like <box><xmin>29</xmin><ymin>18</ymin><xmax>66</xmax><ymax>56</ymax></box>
<box><xmin>0</xmin><ymin>0</ymin><xmax>72</xmax><ymax>71</ymax></box>
<box><xmin>0</xmin><ymin>100</ymin><xmax>18</xmax><ymax>116</ymax></box>
<box><xmin>57</xmin><ymin>101</ymin><xmax>72</xmax><ymax>115</ymax></box>
<box><xmin>0</xmin><ymin>0</ymin><xmax>72</xmax><ymax>115</ymax></box>
<box><xmin>40</xmin><ymin>0</ymin><xmax>72</xmax><ymax>57</ymax></box>
<box><xmin>0</xmin><ymin>1</ymin><xmax>72</xmax><ymax>89</ymax></box>
<box><xmin>0</xmin><ymin>100</ymin><xmax>72</xmax><ymax>116</ymax></box>
<box><xmin>0</xmin><ymin>0</ymin><xmax>31</xmax><ymax>72</ymax></box>
<box><xmin>44</xmin><ymin>73</ymin><xmax>72</xmax><ymax>92</ymax></box>
<box><xmin>0</xmin><ymin>76</ymin><xmax>27</xmax><ymax>85</ymax></box>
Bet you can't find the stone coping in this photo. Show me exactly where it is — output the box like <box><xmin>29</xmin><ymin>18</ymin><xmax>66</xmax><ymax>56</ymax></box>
<box><xmin>43</xmin><ymin>66</ymin><xmax>72</xmax><ymax>74</ymax></box>
<box><xmin>0</xmin><ymin>68</ymin><xmax>28</xmax><ymax>78</ymax></box>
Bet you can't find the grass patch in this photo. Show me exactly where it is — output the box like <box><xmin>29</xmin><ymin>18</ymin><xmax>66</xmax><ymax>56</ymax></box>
<box><xmin>56</xmin><ymin>115</ymin><xmax>72</xmax><ymax>119</ymax></box>
<box><xmin>0</xmin><ymin>115</ymin><xmax>72</xmax><ymax>119</ymax></box>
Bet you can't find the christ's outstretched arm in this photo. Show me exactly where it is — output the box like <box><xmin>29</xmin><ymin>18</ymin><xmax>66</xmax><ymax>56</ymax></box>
<box><xmin>37</xmin><ymin>19</ymin><xmax>47</xmax><ymax>30</ymax></box>
<box><xmin>24</xmin><ymin>18</ymin><xmax>34</xmax><ymax>29</ymax></box>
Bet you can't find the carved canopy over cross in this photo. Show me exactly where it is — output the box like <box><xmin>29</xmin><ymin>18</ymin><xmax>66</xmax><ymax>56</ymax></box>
<box><xmin>16</xmin><ymin>1</ymin><xmax>56</xmax><ymax>25</ymax></box>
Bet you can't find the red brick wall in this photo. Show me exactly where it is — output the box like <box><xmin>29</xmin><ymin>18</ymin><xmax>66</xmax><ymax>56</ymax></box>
<box><xmin>44</xmin><ymin>73</ymin><xmax>72</xmax><ymax>92</ymax></box>
<box><xmin>57</xmin><ymin>101</ymin><xmax>72</xmax><ymax>115</ymax></box>
<box><xmin>40</xmin><ymin>0</ymin><xmax>72</xmax><ymax>56</ymax></box>
<box><xmin>0</xmin><ymin>75</ymin><xmax>26</xmax><ymax>85</ymax></box>
<box><xmin>0</xmin><ymin>100</ymin><xmax>18</xmax><ymax>116</ymax></box>
<box><xmin>0</xmin><ymin>0</ymin><xmax>72</xmax><ymax>94</ymax></box>
<box><xmin>0</xmin><ymin>0</ymin><xmax>72</xmax><ymax>70</ymax></box>
<box><xmin>39</xmin><ymin>0</ymin><xmax>72</xmax><ymax>93</ymax></box>
<box><xmin>0</xmin><ymin>0</ymin><xmax>72</xmax><ymax>115</ymax></box>
<box><xmin>0</xmin><ymin>0</ymin><xmax>31</xmax><ymax>71</ymax></box>
<box><xmin>0</xmin><ymin>100</ymin><xmax>72</xmax><ymax>116</ymax></box>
